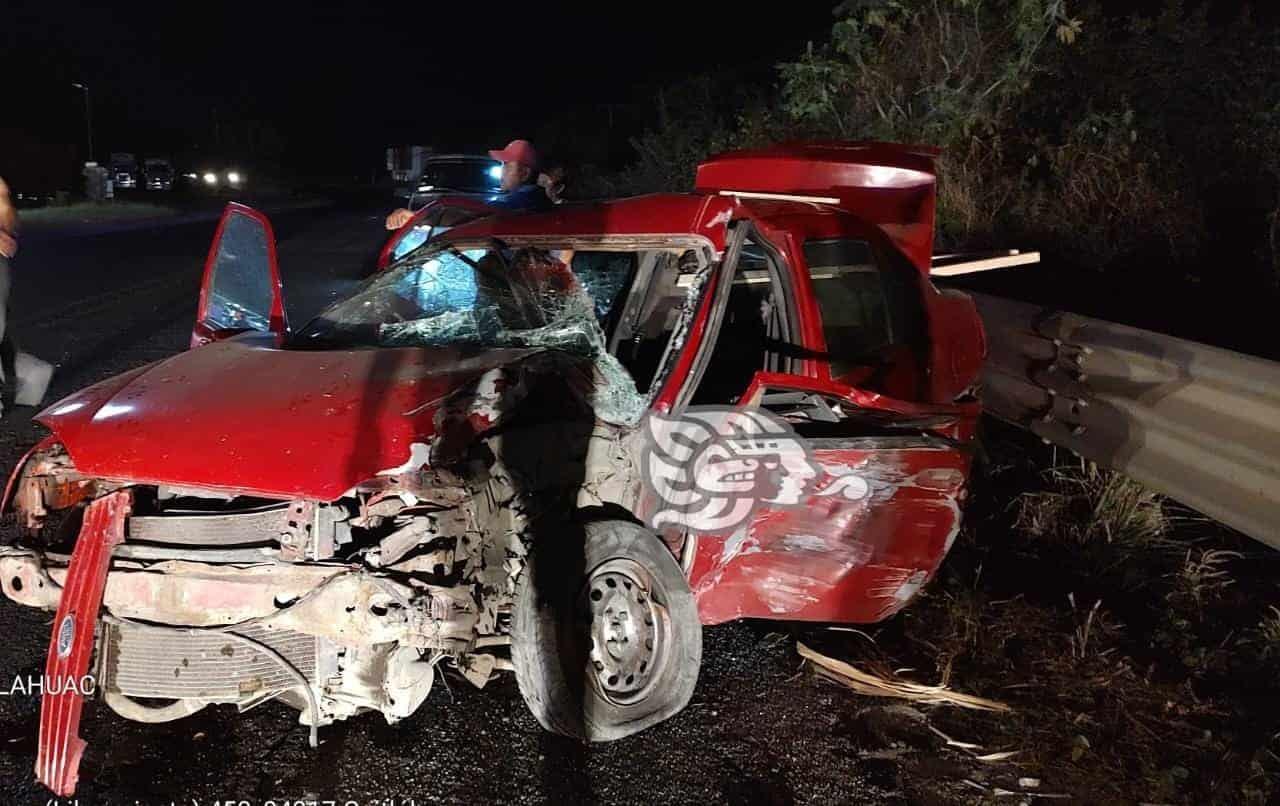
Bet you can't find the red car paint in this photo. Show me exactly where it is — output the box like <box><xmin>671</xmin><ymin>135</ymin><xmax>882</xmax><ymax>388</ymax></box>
<box><xmin>727</xmin><ymin>197</ymin><xmax>985</xmax><ymax>404</ymax></box>
<box><xmin>36</xmin><ymin>490</ymin><xmax>130</xmax><ymax>796</ymax></box>
<box><xmin>440</xmin><ymin>193</ymin><xmax>738</xmax><ymax>255</ymax></box>
<box><xmin>688</xmin><ymin>438</ymin><xmax>967</xmax><ymax>624</ymax></box>
<box><xmin>27</xmin><ymin>139</ymin><xmax>982</xmax><ymax>522</ymax></box>
<box><xmin>739</xmin><ymin>372</ymin><xmax>980</xmax><ymax>442</ymax></box>
<box><xmin>38</xmin><ymin>339</ymin><xmax>546</xmax><ymax>500</ymax></box>
<box><xmin>695</xmin><ymin>141</ymin><xmax>940</xmax><ymax>273</ymax></box>
<box><xmin>7</xmin><ymin>142</ymin><xmax>988</xmax><ymax>798</ymax></box>
<box><xmin>13</xmin><ymin>143</ymin><xmax>989</xmax><ymax>796</ymax></box>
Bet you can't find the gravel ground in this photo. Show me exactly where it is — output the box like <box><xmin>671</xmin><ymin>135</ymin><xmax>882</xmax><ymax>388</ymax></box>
<box><xmin>0</xmin><ymin>206</ymin><xmax>948</xmax><ymax>806</ymax></box>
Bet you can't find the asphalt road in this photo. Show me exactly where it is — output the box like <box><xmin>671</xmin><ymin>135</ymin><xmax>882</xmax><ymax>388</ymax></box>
<box><xmin>0</xmin><ymin>205</ymin><xmax>917</xmax><ymax>806</ymax></box>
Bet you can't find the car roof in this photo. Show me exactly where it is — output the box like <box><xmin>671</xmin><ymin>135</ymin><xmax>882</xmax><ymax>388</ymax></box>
<box><xmin>441</xmin><ymin>193</ymin><xmax>740</xmax><ymax>255</ymax></box>
<box><xmin>440</xmin><ymin>191</ymin><xmax>904</xmax><ymax>266</ymax></box>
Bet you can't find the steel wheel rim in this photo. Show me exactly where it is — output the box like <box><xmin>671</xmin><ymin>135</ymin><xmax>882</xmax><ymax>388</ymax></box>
<box><xmin>580</xmin><ymin>557</ymin><xmax>670</xmax><ymax>706</ymax></box>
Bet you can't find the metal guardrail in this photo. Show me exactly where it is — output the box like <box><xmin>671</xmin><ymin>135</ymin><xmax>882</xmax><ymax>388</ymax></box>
<box><xmin>972</xmin><ymin>292</ymin><xmax>1280</xmax><ymax>551</ymax></box>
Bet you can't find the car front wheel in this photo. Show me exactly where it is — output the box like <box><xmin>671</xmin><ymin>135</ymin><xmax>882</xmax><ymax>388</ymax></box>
<box><xmin>510</xmin><ymin>519</ymin><xmax>701</xmax><ymax>741</ymax></box>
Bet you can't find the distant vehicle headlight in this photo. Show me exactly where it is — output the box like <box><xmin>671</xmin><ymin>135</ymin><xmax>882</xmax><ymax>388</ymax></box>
<box><xmin>202</xmin><ymin>172</ymin><xmax>218</xmax><ymax>185</ymax></box>
<box><xmin>227</xmin><ymin>171</ymin><xmax>242</xmax><ymax>184</ymax></box>
<box><xmin>488</xmin><ymin>165</ymin><xmax>503</xmax><ymax>180</ymax></box>
<box><xmin>185</xmin><ymin>173</ymin><xmax>199</xmax><ymax>180</ymax></box>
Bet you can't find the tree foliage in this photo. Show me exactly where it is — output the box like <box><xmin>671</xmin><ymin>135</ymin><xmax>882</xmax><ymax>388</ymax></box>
<box><xmin>602</xmin><ymin>1</ymin><xmax>1280</xmax><ymax>279</ymax></box>
<box><xmin>779</xmin><ymin>0</ymin><xmax>1079</xmax><ymax>146</ymax></box>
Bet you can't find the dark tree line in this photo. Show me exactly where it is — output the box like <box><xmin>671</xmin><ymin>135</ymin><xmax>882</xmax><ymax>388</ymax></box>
<box><xmin>554</xmin><ymin>1</ymin><xmax>1280</xmax><ymax>302</ymax></box>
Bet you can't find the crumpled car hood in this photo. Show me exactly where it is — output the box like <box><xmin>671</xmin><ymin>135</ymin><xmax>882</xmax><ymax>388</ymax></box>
<box><xmin>37</xmin><ymin>335</ymin><xmax>543</xmax><ymax>500</ymax></box>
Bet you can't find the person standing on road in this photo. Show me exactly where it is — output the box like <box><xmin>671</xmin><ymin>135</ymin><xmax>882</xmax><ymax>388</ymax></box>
<box><xmin>0</xmin><ymin>177</ymin><xmax>19</xmax><ymax>409</ymax></box>
<box><xmin>384</xmin><ymin>139</ymin><xmax>551</xmax><ymax>230</ymax></box>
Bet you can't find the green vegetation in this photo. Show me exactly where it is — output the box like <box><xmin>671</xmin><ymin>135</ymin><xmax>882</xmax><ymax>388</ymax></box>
<box><xmin>579</xmin><ymin>4</ymin><xmax>1280</xmax><ymax>799</ymax></box>
<box><xmin>19</xmin><ymin>200</ymin><xmax>179</xmax><ymax>227</ymax></box>
<box><xmin>594</xmin><ymin>1</ymin><xmax>1280</xmax><ymax>282</ymax></box>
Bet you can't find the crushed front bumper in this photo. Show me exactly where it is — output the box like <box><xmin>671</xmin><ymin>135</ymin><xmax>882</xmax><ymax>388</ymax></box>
<box><xmin>34</xmin><ymin>490</ymin><xmax>129</xmax><ymax>796</ymax></box>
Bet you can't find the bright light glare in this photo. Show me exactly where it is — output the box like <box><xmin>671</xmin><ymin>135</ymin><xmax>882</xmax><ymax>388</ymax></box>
<box><xmin>416</xmin><ymin>184</ymin><xmax>435</xmax><ymax>192</ymax></box>
<box><xmin>202</xmin><ymin>172</ymin><xmax>218</xmax><ymax>185</ymax></box>
<box><xmin>227</xmin><ymin>171</ymin><xmax>242</xmax><ymax>184</ymax></box>
<box><xmin>185</xmin><ymin>173</ymin><xmax>198</xmax><ymax>180</ymax></box>
<box><xmin>488</xmin><ymin>165</ymin><xmax>503</xmax><ymax>180</ymax></box>
<box><xmin>49</xmin><ymin>401</ymin><xmax>86</xmax><ymax>416</ymax></box>
<box><xmin>95</xmin><ymin>401</ymin><xmax>134</xmax><ymax>421</ymax></box>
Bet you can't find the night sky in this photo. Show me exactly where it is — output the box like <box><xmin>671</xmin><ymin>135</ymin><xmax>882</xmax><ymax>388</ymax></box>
<box><xmin>3</xmin><ymin>1</ymin><xmax>836</xmax><ymax>177</ymax></box>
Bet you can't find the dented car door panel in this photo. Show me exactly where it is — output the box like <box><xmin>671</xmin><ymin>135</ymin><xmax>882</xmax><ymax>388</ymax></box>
<box><xmin>669</xmin><ymin>200</ymin><xmax>980</xmax><ymax>625</ymax></box>
<box><xmin>688</xmin><ymin>435</ymin><xmax>969</xmax><ymax>624</ymax></box>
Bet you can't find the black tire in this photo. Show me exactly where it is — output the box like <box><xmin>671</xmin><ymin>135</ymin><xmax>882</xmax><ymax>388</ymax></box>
<box><xmin>511</xmin><ymin>519</ymin><xmax>701</xmax><ymax>741</ymax></box>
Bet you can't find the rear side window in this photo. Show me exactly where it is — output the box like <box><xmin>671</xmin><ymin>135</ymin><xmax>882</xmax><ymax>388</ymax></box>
<box><xmin>803</xmin><ymin>239</ymin><xmax>925</xmax><ymax>379</ymax></box>
<box><xmin>569</xmin><ymin>252</ymin><xmax>635</xmax><ymax>323</ymax></box>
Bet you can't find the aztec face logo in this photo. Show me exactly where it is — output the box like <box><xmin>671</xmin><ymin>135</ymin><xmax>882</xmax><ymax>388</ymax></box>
<box><xmin>642</xmin><ymin>407</ymin><xmax>867</xmax><ymax>533</ymax></box>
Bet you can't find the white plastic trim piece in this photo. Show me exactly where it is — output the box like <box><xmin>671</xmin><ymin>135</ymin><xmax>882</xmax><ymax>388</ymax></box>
<box><xmin>717</xmin><ymin>190</ymin><xmax>842</xmax><ymax>205</ymax></box>
<box><xmin>931</xmin><ymin>251</ymin><xmax>1041</xmax><ymax>276</ymax></box>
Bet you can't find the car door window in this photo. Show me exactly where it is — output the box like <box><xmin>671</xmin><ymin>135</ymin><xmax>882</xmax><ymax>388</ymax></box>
<box><xmin>688</xmin><ymin>232</ymin><xmax>796</xmax><ymax>406</ymax></box>
<box><xmin>205</xmin><ymin>211</ymin><xmax>275</xmax><ymax>332</ymax></box>
<box><xmin>804</xmin><ymin>238</ymin><xmax>927</xmax><ymax>397</ymax></box>
<box><xmin>568</xmin><ymin>251</ymin><xmax>636</xmax><ymax>328</ymax></box>
<box><xmin>612</xmin><ymin>250</ymin><xmax>704</xmax><ymax>394</ymax></box>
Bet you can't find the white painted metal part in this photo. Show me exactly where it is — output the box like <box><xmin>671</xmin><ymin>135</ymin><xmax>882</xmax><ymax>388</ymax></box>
<box><xmin>930</xmin><ymin>250</ymin><xmax>1041</xmax><ymax>276</ymax></box>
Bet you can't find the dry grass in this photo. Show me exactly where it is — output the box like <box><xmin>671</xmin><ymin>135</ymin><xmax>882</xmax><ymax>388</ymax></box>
<box><xmin>798</xmin><ymin>642</ymin><xmax>1012</xmax><ymax>712</ymax></box>
<box><xmin>1168</xmin><ymin>548</ymin><xmax>1243</xmax><ymax>611</ymax></box>
<box><xmin>1255</xmin><ymin>606</ymin><xmax>1280</xmax><ymax>657</ymax></box>
<box><xmin>842</xmin><ymin>426</ymin><xmax>1280</xmax><ymax>803</ymax></box>
<box><xmin>1013</xmin><ymin>459</ymin><xmax>1170</xmax><ymax>552</ymax></box>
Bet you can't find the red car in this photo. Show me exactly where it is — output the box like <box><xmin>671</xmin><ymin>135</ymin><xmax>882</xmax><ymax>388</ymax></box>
<box><xmin>0</xmin><ymin>142</ymin><xmax>985</xmax><ymax>796</ymax></box>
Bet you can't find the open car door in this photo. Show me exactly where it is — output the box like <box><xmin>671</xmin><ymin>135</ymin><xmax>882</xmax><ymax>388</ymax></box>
<box><xmin>191</xmin><ymin>203</ymin><xmax>288</xmax><ymax>348</ymax></box>
<box><xmin>661</xmin><ymin>219</ymin><xmax>980</xmax><ymax>626</ymax></box>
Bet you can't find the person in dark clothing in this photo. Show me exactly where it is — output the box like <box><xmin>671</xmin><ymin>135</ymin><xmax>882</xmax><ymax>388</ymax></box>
<box><xmin>0</xmin><ymin>177</ymin><xmax>19</xmax><ymax>410</ymax></box>
<box><xmin>385</xmin><ymin>139</ymin><xmax>550</xmax><ymax>229</ymax></box>
<box><xmin>538</xmin><ymin>162</ymin><xmax>567</xmax><ymax>205</ymax></box>
<box><xmin>485</xmin><ymin>139</ymin><xmax>550</xmax><ymax>212</ymax></box>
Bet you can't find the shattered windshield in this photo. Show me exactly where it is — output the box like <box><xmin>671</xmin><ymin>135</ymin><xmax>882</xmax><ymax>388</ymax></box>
<box><xmin>293</xmin><ymin>243</ymin><xmax>649</xmax><ymax>423</ymax></box>
<box><xmin>295</xmin><ymin>244</ymin><xmax>594</xmax><ymax>351</ymax></box>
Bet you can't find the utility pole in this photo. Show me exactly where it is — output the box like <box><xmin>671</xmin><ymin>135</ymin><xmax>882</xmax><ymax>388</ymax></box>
<box><xmin>71</xmin><ymin>83</ymin><xmax>93</xmax><ymax>161</ymax></box>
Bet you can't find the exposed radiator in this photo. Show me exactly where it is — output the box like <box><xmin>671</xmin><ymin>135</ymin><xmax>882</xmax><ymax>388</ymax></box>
<box><xmin>101</xmin><ymin>622</ymin><xmax>327</xmax><ymax>702</ymax></box>
<box><xmin>128</xmin><ymin>506</ymin><xmax>290</xmax><ymax>546</ymax></box>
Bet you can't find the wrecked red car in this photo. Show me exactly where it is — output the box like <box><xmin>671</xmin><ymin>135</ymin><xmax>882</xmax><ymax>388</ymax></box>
<box><xmin>0</xmin><ymin>142</ymin><xmax>985</xmax><ymax>795</ymax></box>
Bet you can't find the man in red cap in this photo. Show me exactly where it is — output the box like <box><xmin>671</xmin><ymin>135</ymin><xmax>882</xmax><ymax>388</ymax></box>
<box><xmin>385</xmin><ymin>139</ymin><xmax>550</xmax><ymax>230</ymax></box>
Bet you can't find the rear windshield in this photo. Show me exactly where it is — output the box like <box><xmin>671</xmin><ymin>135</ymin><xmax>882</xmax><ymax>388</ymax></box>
<box><xmin>803</xmin><ymin>239</ymin><xmax>925</xmax><ymax>379</ymax></box>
